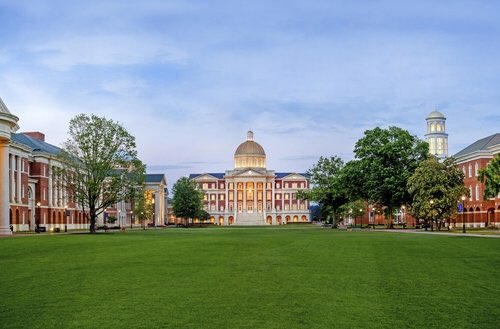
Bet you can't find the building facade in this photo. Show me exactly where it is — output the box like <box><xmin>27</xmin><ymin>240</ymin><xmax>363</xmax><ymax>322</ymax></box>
<box><xmin>454</xmin><ymin>133</ymin><xmax>499</xmax><ymax>228</ymax></box>
<box><xmin>190</xmin><ymin>131</ymin><xmax>310</xmax><ymax>225</ymax></box>
<box><xmin>0</xmin><ymin>98</ymin><xmax>167</xmax><ymax>234</ymax></box>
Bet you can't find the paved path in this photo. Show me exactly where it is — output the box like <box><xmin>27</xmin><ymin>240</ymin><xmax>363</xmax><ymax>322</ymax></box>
<box><xmin>373</xmin><ymin>229</ymin><xmax>500</xmax><ymax>238</ymax></box>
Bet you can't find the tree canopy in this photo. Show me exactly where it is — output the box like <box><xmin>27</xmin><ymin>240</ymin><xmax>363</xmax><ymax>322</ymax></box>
<box><xmin>352</xmin><ymin>126</ymin><xmax>428</xmax><ymax>226</ymax></box>
<box><xmin>478</xmin><ymin>154</ymin><xmax>500</xmax><ymax>199</ymax></box>
<box><xmin>171</xmin><ymin>177</ymin><xmax>204</xmax><ymax>225</ymax></box>
<box><xmin>297</xmin><ymin>156</ymin><xmax>348</xmax><ymax>226</ymax></box>
<box><xmin>407</xmin><ymin>157</ymin><xmax>467</xmax><ymax>229</ymax></box>
<box><xmin>58</xmin><ymin>114</ymin><xmax>145</xmax><ymax>233</ymax></box>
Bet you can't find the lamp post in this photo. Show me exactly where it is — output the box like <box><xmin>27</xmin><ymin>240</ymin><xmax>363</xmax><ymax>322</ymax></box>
<box><xmin>118</xmin><ymin>209</ymin><xmax>121</xmax><ymax>228</ymax></box>
<box><xmin>349</xmin><ymin>209</ymin><xmax>352</xmax><ymax>227</ymax></box>
<box><xmin>36</xmin><ymin>202</ymin><xmax>41</xmax><ymax>233</ymax></box>
<box><xmin>427</xmin><ymin>200</ymin><xmax>434</xmax><ymax>231</ymax></box>
<box><xmin>359</xmin><ymin>208</ymin><xmax>363</xmax><ymax>228</ymax></box>
<box><xmin>64</xmin><ymin>205</ymin><xmax>68</xmax><ymax>232</ymax></box>
<box><xmin>461</xmin><ymin>195</ymin><xmax>466</xmax><ymax>233</ymax></box>
<box><xmin>130</xmin><ymin>211</ymin><xmax>133</xmax><ymax>229</ymax></box>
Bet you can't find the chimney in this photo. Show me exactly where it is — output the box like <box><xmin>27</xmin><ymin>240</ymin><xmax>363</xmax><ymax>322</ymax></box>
<box><xmin>22</xmin><ymin>131</ymin><xmax>45</xmax><ymax>142</ymax></box>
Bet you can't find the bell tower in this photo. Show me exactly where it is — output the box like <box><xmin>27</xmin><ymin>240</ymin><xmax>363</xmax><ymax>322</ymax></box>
<box><xmin>425</xmin><ymin>110</ymin><xmax>448</xmax><ymax>160</ymax></box>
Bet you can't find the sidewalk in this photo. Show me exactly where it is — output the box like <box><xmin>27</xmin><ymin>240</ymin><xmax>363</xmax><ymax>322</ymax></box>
<box><xmin>373</xmin><ymin>229</ymin><xmax>500</xmax><ymax>238</ymax></box>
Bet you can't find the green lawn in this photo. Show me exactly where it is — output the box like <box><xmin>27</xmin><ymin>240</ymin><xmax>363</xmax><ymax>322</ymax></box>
<box><xmin>1</xmin><ymin>227</ymin><xmax>499</xmax><ymax>328</ymax></box>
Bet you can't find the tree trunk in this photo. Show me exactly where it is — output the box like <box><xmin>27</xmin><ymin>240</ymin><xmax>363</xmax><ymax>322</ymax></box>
<box><xmin>89</xmin><ymin>204</ymin><xmax>97</xmax><ymax>234</ymax></box>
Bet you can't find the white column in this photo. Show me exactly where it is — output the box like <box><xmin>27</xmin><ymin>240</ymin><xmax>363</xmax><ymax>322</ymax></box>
<box><xmin>10</xmin><ymin>154</ymin><xmax>15</xmax><ymax>202</ymax></box>
<box><xmin>0</xmin><ymin>143</ymin><xmax>12</xmax><ymax>235</ymax></box>
<box><xmin>48</xmin><ymin>166</ymin><xmax>53</xmax><ymax>207</ymax></box>
<box><xmin>155</xmin><ymin>192</ymin><xmax>160</xmax><ymax>225</ymax></box>
<box><xmin>16</xmin><ymin>156</ymin><xmax>22</xmax><ymax>203</ymax></box>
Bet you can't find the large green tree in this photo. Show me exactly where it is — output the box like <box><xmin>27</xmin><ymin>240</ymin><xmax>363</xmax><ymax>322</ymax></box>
<box><xmin>408</xmin><ymin>157</ymin><xmax>467</xmax><ymax>230</ymax></box>
<box><xmin>58</xmin><ymin>114</ymin><xmax>145</xmax><ymax>233</ymax></box>
<box><xmin>353</xmin><ymin>126</ymin><xmax>428</xmax><ymax>227</ymax></box>
<box><xmin>478</xmin><ymin>154</ymin><xmax>500</xmax><ymax>199</ymax></box>
<box><xmin>171</xmin><ymin>177</ymin><xmax>204</xmax><ymax>226</ymax></box>
<box><xmin>297</xmin><ymin>156</ymin><xmax>348</xmax><ymax>227</ymax></box>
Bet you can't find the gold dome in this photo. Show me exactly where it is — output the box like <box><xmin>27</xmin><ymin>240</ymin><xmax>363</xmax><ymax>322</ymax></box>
<box><xmin>234</xmin><ymin>131</ymin><xmax>266</xmax><ymax>168</ymax></box>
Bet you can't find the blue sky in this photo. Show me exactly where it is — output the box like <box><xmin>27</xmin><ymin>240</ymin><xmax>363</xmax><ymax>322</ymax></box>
<box><xmin>1</xmin><ymin>0</ymin><xmax>499</xmax><ymax>188</ymax></box>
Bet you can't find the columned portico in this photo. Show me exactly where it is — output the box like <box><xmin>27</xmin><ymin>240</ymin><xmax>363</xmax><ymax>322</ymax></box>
<box><xmin>190</xmin><ymin>131</ymin><xmax>311</xmax><ymax>226</ymax></box>
<box><xmin>0</xmin><ymin>98</ymin><xmax>20</xmax><ymax>235</ymax></box>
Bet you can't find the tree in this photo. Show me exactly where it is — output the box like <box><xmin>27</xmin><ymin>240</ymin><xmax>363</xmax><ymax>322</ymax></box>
<box><xmin>133</xmin><ymin>188</ymin><xmax>154</xmax><ymax>229</ymax></box>
<box><xmin>171</xmin><ymin>177</ymin><xmax>204</xmax><ymax>226</ymax></box>
<box><xmin>338</xmin><ymin>200</ymin><xmax>366</xmax><ymax>227</ymax></box>
<box><xmin>297</xmin><ymin>156</ymin><xmax>348</xmax><ymax>227</ymax></box>
<box><xmin>353</xmin><ymin>126</ymin><xmax>428</xmax><ymax>227</ymax></box>
<box><xmin>407</xmin><ymin>157</ymin><xmax>467</xmax><ymax>230</ymax></box>
<box><xmin>478</xmin><ymin>154</ymin><xmax>500</xmax><ymax>199</ymax></box>
<box><xmin>58</xmin><ymin>114</ymin><xmax>145</xmax><ymax>233</ymax></box>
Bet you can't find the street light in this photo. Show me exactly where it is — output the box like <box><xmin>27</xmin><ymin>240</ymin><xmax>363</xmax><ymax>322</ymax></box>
<box><xmin>64</xmin><ymin>205</ymin><xmax>68</xmax><ymax>232</ymax></box>
<box><xmin>36</xmin><ymin>202</ymin><xmax>41</xmax><ymax>233</ymax></box>
<box><xmin>461</xmin><ymin>195</ymin><xmax>466</xmax><ymax>233</ymax></box>
<box><xmin>359</xmin><ymin>208</ymin><xmax>363</xmax><ymax>228</ymax></box>
<box><xmin>118</xmin><ymin>209</ymin><xmax>121</xmax><ymax>228</ymax></box>
<box><xmin>428</xmin><ymin>200</ymin><xmax>434</xmax><ymax>231</ymax></box>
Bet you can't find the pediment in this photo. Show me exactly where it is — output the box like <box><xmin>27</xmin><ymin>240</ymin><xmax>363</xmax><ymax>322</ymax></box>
<box><xmin>281</xmin><ymin>173</ymin><xmax>308</xmax><ymax>180</ymax></box>
<box><xmin>194</xmin><ymin>173</ymin><xmax>222</xmax><ymax>181</ymax></box>
<box><xmin>232</xmin><ymin>169</ymin><xmax>267</xmax><ymax>177</ymax></box>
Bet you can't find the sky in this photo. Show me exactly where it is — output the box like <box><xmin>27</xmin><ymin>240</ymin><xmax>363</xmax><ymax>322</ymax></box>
<box><xmin>1</xmin><ymin>0</ymin><xmax>499</xmax><ymax>190</ymax></box>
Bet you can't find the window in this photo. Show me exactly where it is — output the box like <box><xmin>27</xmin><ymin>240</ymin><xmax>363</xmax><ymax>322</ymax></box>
<box><xmin>220</xmin><ymin>206</ymin><xmax>224</xmax><ymax>211</ymax></box>
<box><xmin>266</xmin><ymin>191</ymin><xmax>271</xmax><ymax>200</ymax></box>
<box><xmin>237</xmin><ymin>192</ymin><xmax>243</xmax><ymax>200</ymax></box>
<box><xmin>229</xmin><ymin>182</ymin><xmax>234</xmax><ymax>189</ymax></box>
<box><xmin>469</xmin><ymin>186</ymin><xmax>472</xmax><ymax>201</ymax></box>
<box><xmin>475</xmin><ymin>185</ymin><xmax>480</xmax><ymax>201</ymax></box>
<box><xmin>266</xmin><ymin>182</ymin><xmax>272</xmax><ymax>189</ymax></box>
<box><xmin>462</xmin><ymin>166</ymin><xmax>466</xmax><ymax>176</ymax></box>
<box><xmin>276</xmin><ymin>183</ymin><xmax>280</xmax><ymax>189</ymax></box>
<box><xmin>204</xmin><ymin>195</ymin><xmax>208</xmax><ymax>201</ymax></box>
<box><xmin>284</xmin><ymin>194</ymin><xmax>289</xmax><ymax>200</ymax></box>
<box><xmin>292</xmin><ymin>183</ymin><xmax>297</xmax><ymax>189</ymax></box>
<box><xmin>229</xmin><ymin>193</ymin><xmax>234</xmax><ymax>201</ymax></box>
<box><xmin>257</xmin><ymin>192</ymin><xmax>262</xmax><ymax>200</ymax></box>
<box><xmin>211</xmin><ymin>194</ymin><xmax>216</xmax><ymax>201</ymax></box>
<box><xmin>203</xmin><ymin>183</ymin><xmax>208</xmax><ymax>190</ymax></box>
<box><xmin>292</xmin><ymin>193</ymin><xmax>296</xmax><ymax>200</ymax></box>
<box><xmin>468</xmin><ymin>164</ymin><xmax>472</xmax><ymax>178</ymax></box>
<box><xmin>284</xmin><ymin>204</ymin><xmax>289</xmax><ymax>210</ymax></box>
<box><xmin>276</xmin><ymin>194</ymin><xmax>281</xmax><ymax>200</ymax></box>
<box><xmin>220</xmin><ymin>194</ymin><xmax>225</xmax><ymax>201</ymax></box>
<box><xmin>475</xmin><ymin>163</ymin><xmax>479</xmax><ymax>176</ymax></box>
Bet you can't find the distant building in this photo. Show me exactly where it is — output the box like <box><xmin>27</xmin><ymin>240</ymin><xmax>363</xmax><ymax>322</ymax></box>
<box><xmin>425</xmin><ymin>110</ymin><xmax>448</xmax><ymax>159</ymax></box>
<box><xmin>454</xmin><ymin>133</ymin><xmax>500</xmax><ymax>228</ymax></box>
<box><xmin>189</xmin><ymin>131</ymin><xmax>310</xmax><ymax>225</ymax></box>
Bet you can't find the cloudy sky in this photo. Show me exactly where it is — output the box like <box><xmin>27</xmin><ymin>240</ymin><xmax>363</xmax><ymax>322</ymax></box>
<box><xmin>1</xmin><ymin>0</ymin><xmax>499</xmax><ymax>188</ymax></box>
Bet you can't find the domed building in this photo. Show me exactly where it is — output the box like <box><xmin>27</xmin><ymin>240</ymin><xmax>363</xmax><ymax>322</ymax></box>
<box><xmin>190</xmin><ymin>131</ymin><xmax>310</xmax><ymax>225</ymax></box>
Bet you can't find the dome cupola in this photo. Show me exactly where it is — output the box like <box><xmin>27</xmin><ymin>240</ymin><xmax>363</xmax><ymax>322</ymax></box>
<box><xmin>234</xmin><ymin>131</ymin><xmax>266</xmax><ymax>168</ymax></box>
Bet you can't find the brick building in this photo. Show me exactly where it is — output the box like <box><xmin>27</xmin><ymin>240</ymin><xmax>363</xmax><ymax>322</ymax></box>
<box><xmin>189</xmin><ymin>131</ymin><xmax>310</xmax><ymax>225</ymax></box>
<box><xmin>0</xmin><ymin>98</ymin><xmax>167</xmax><ymax>234</ymax></box>
<box><xmin>454</xmin><ymin>133</ymin><xmax>499</xmax><ymax>228</ymax></box>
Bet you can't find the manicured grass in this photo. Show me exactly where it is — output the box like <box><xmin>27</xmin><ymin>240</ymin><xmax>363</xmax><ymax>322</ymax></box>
<box><xmin>1</xmin><ymin>227</ymin><xmax>499</xmax><ymax>328</ymax></box>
